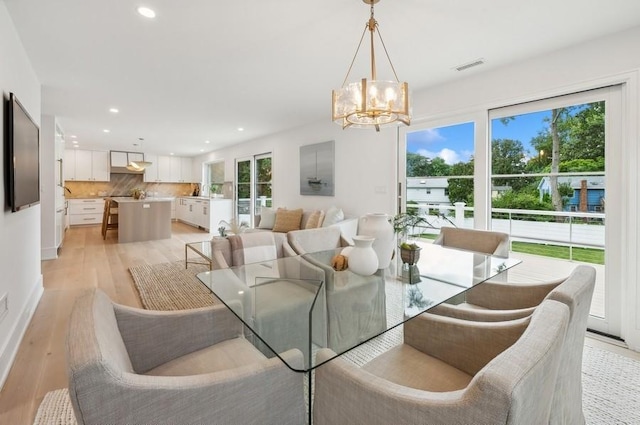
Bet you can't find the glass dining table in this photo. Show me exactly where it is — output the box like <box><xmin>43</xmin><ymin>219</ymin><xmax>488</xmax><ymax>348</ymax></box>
<box><xmin>196</xmin><ymin>243</ymin><xmax>521</xmax><ymax>423</ymax></box>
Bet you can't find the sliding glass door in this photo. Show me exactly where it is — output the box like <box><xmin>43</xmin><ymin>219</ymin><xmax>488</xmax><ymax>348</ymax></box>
<box><xmin>235</xmin><ymin>153</ymin><xmax>272</xmax><ymax>226</ymax></box>
<box><xmin>489</xmin><ymin>86</ymin><xmax>623</xmax><ymax>337</ymax></box>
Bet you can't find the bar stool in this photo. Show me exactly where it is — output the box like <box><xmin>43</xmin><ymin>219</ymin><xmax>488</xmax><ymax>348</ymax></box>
<box><xmin>101</xmin><ymin>198</ymin><xmax>118</xmax><ymax>239</ymax></box>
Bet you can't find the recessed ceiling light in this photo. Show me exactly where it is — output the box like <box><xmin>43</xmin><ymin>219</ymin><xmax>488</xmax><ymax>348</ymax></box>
<box><xmin>237</xmin><ymin>127</ymin><xmax>244</xmax><ymax>132</ymax></box>
<box><xmin>72</xmin><ymin>140</ymin><xmax>78</xmax><ymax>144</ymax></box>
<box><xmin>170</xmin><ymin>153</ymin><xmax>174</xmax><ymax>156</ymax></box>
<box><xmin>137</xmin><ymin>6</ymin><xmax>156</xmax><ymax>18</ymax></box>
<box><xmin>109</xmin><ymin>107</ymin><xmax>119</xmax><ymax>113</ymax></box>
<box><xmin>103</xmin><ymin>129</ymin><xmax>110</xmax><ymax>133</ymax></box>
<box><xmin>204</xmin><ymin>140</ymin><xmax>210</xmax><ymax>144</ymax></box>
<box><xmin>70</xmin><ymin>135</ymin><xmax>77</xmax><ymax>139</ymax></box>
<box><xmin>200</xmin><ymin>149</ymin><xmax>204</xmax><ymax>152</ymax></box>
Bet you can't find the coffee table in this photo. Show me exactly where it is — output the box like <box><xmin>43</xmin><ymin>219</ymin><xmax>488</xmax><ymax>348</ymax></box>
<box><xmin>185</xmin><ymin>241</ymin><xmax>213</xmax><ymax>270</ymax></box>
<box><xmin>196</xmin><ymin>244</ymin><xmax>521</xmax><ymax>423</ymax></box>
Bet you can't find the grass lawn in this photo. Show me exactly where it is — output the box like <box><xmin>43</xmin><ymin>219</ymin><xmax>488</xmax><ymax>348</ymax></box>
<box><xmin>511</xmin><ymin>241</ymin><xmax>604</xmax><ymax>265</ymax></box>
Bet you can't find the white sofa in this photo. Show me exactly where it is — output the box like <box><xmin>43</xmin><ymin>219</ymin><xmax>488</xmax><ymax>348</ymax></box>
<box><xmin>254</xmin><ymin>207</ymin><xmax>358</xmax><ymax>244</ymax></box>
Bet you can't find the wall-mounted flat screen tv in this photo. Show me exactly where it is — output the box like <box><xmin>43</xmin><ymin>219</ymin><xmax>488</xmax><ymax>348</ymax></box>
<box><xmin>6</xmin><ymin>92</ymin><xmax>40</xmax><ymax>212</ymax></box>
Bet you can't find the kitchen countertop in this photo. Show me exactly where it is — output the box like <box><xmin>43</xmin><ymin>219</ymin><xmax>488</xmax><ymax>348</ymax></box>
<box><xmin>110</xmin><ymin>197</ymin><xmax>174</xmax><ymax>203</ymax></box>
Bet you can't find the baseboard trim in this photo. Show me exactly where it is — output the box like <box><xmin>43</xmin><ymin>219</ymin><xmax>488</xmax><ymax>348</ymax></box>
<box><xmin>0</xmin><ymin>275</ymin><xmax>44</xmax><ymax>390</ymax></box>
<box><xmin>41</xmin><ymin>246</ymin><xmax>59</xmax><ymax>261</ymax></box>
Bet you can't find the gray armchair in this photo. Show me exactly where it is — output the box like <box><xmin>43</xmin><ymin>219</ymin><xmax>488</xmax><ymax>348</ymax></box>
<box><xmin>66</xmin><ymin>289</ymin><xmax>304</xmax><ymax>425</ymax></box>
<box><xmin>313</xmin><ymin>300</ymin><xmax>569</xmax><ymax>425</ymax></box>
<box><xmin>430</xmin><ymin>264</ymin><xmax>596</xmax><ymax>425</ymax></box>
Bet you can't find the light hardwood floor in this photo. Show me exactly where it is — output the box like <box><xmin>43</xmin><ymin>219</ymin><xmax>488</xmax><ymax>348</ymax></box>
<box><xmin>0</xmin><ymin>222</ymin><xmax>209</xmax><ymax>425</ymax></box>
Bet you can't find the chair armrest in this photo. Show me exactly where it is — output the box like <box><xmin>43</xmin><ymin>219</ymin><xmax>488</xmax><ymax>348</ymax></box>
<box><xmin>465</xmin><ymin>278</ymin><xmax>563</xmax><ymax>309</ymax></box>
<box><xmin>73</xmin><ymin>349</ymin><xmax>305</xmax><ymax>425</ymax></box>
<box><xmin>404</xmin><ymin>312</ymin><xmax>530</xmax><ymax>376</ymax></box>
<box><xmin>212</xmin><ymin>249</ymin><xmax>231</xmax><ymax>268</ymax></box>
<box><xmin>281</xmin><ymin>239</ymin><xmax>297</xmax><ymax>257</ymax></box>
<box><xmin>114</xmin><ymin>303</ymin><xmax>242</xmax><ymax>373</ymax></box>
<box><xmin>429</xmin><ymin>303</ymin><xmax>535</xmax><ymax>322</ymax></box>
<box><xmin>314</xmin><ymin>348</ymin><xmax>504</xmax><ymax>425</ymax></box>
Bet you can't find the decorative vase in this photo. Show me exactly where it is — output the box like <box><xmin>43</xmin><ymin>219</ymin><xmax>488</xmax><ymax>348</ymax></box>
<box><xmin>358</xmin><ymin>213</ymin><xmax>394</xmax><ymax>269</ymax></box>
<box><xmin>348</xmin><ymin>236</ymin><xmax>379</xmax><ymax>275</ymax></box>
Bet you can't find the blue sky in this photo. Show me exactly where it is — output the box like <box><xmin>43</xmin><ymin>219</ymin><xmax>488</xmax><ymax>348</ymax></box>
<box><xmin>406</xmin><ymin>110</ymin><xmax>551</xmax><ymax>164</ymax></box>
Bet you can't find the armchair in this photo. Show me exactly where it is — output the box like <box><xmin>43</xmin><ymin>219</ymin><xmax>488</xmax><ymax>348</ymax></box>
<box><xmin>66</xmin><ymin>289</ymin><xmax>304</xmax><ymax>425</ymax></box>
<box><xmin>313</xmin><ymin>300</ymin><xmax>569</xmax><ymax>425</ymax></box>
<box><xmin>430</xmin><ymin>264</ymin><xmax>596</xmax><ymax>425</ymax></box>
<box><xmin>433</xmin><ymin>227</ymin><xmax>510</xmax><ymax>257</ymax></box>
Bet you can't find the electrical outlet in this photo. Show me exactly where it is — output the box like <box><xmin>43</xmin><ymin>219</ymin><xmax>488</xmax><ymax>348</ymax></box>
<box><xmin>0</xmin><ymin>293</ymin><xmax>8</xmax><ymax>324</ymax></box>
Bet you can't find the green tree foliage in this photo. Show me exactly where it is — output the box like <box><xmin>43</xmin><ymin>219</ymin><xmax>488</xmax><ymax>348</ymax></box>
<box><xmin>491</xmin><ymin>139</ymin><xmax>533</xmax><ymax>191</ymax></box>
<box><xmin>492</xmin><ymin>188</ymin><xmax>554</xmax><ymax>211</ymax></box>
<box><xmin>447</xmin><ymin>161</ymin><xmax>474</xmax><ymax>203</ymax></box>
<box><xmin>563</xmin><ymin>102</ymin><xmax>605</xmax><ymax>161</ymax></box>
<box><xmin>406</xmin><ymin>153</ymin><xmax>451</xmax><ymax>177</ymax></box>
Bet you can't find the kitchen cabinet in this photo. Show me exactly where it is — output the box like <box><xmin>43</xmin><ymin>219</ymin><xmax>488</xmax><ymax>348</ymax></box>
<box><xmin>110</xmin><ymin>151</ymin><xmax>145</xmax><ymax>168</ymax></box>
<box><xmin>177</xmin><ymin>197</ymin><xmax>209</xmax><ymax>229</ymax></box>
<box><xmin>65</xmin><ymin>150</ymin><xmax>109</xmax><ymax>181</ymax></box>
<box><xmin>68</xmin><ymin>198</ymin><xmax>103</xmax><ymax>225</ymax></box>
<box><xmin>144</xmin><ymin>154</ymin><xmax>195</xmax><ymax>183</ymax></box>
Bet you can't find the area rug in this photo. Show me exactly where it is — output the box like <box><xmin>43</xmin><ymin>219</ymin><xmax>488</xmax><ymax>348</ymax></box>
<box><xmin>34</xmin><ymin>261</ymin><xmax>640</xmax><ymax>425</ymax></box>
<box><xmin>128</xmin><ymin>261</ymin><xmax>217</xmax><ymax>310</ymax></box>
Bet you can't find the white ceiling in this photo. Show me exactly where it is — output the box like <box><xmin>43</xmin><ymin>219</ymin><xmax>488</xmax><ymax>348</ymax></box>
<box><xmin>5</xmin><ymin>0</ymin><xmax>640</xmax><ymax>156</ymax></box>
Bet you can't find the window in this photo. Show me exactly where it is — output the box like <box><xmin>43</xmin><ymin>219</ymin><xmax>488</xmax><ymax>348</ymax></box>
<box><xmin>205</xmin><ymin>161</ymin><xmax>225</xmax><ymax>196</ymax></box>
<box><xmin>235</xmin><ymin>153</ymin><xmax>272</xmax><ymax>226</ymax></box>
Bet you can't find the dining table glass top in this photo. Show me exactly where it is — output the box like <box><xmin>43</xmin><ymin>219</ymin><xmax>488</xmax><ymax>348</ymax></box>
<box><xmin>196</xmin><ymin>243</ymin><xmax>521</xmax><ymax>372</ymax></box>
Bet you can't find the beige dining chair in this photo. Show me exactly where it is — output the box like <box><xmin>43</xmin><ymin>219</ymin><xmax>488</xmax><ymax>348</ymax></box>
<box><xmin>433</xmin><ymin>226</ymin><xmax>510</xmax><ymax>257</ymax></box>
<box><xmin>313</xmin><ymin>299</ymin><xmax>569</xmax><ymax>425</ymax></box>
<box><xmin>66</xmin><ymin>289</ymin><xmax>305</xmax><ymax>425</ymax></box>
<box><xmin>430</xmin><ymin>264</ymin><xmax>596</xmax><ymax>425</ymax></box>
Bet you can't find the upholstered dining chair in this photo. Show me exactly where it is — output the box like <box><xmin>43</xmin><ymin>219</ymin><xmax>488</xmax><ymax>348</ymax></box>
<box><xmin>430</xmin><ymin>264</ymin><xmax>596</xmax><ymax>425</ymax></box>
<box><xmin>66</xmin><ymin>289</ymin><xmax>305</xmax><ymax>425</ymax></box>
<box><xmin>313</xmin><ymin>300</ymin><xmax>569</xmax><ymax>425</ymax></box>
<box><xmin>433</xmin><ymin>226</ymin><xmax>510</xmax><ymax>257</ymax></box>
<box><xmin>210</xmin><ymin>231</ymin><xmax>296</xmax><ymax>269</ymax></box>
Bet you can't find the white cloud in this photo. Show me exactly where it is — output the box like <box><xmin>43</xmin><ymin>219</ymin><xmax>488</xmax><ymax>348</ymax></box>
<box><xmin>416</xmin><ymin>148</ymin><xmax>462</xmax><ymax>165</ymax></box>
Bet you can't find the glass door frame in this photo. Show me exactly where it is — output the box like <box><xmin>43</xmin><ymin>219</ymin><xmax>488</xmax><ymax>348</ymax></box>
<box><xmin>488</xmin><ymin>86</ymin><xmax>623</xmax><ymax>337</ymax></box>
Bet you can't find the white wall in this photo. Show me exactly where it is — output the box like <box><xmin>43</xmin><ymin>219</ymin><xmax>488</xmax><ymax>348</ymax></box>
<box><xmin>195</xmin><ymin>120</ymin><xmax>398</xmax><ymax>218</ymax></box>
<box><xmin>0</xmin><ymin>2</ymin><xmax>44</xmax><ymax>389</ymax></box>
<box><xmin>194</xmin><ymin>26</ymin><xmax>640</xmax><ymax>350</ymax></box>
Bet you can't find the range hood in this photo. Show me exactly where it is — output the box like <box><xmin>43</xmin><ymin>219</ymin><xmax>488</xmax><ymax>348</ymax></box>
<box><xmin>110</xmin><ymin>150</ymin><xmax>146</xmax><ymax>174</ymax></box>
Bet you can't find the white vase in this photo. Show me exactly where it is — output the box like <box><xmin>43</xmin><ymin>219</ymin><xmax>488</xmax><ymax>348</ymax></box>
<box><xmin>348</xmin><ymin>236</ymin><xmax>379</xmax><ymax>275</ymax></box>
<box><xmin>358</xmin><ymin>213</ymin><xmax>394</xmax><ymax>269</ymax></box>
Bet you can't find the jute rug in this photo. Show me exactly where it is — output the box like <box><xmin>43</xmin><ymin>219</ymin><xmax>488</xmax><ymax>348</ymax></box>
<box><xmin>128</xmin><ymin>261</ymin><xmax>218</xmax><ymax>310</ymax></box>
<box><xmin>34</xmin><ymin>261</ymin><xmax>640</xmax><ymax>425</ymax></box>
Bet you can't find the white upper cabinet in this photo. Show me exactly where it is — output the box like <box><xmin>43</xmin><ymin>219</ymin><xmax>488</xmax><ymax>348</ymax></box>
<box><xmin>65</xmin><ymin>149</ymin><xmax>109</xmax><ymax>181</ymax></box>
<box><xmin>143</xmin><ymin>154</ymin><xmax>194</xmax><ymax>183</ymax></box>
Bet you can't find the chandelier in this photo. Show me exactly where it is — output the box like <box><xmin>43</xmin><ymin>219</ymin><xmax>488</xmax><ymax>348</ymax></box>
<box><xmin>332</xmin><ymin>0</ymin><xmax>410</xmax><ymax>132</ymax></box>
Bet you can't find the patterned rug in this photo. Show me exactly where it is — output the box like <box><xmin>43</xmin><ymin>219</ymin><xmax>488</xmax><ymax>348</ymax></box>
<box><xmin>34</xmin><ymin>261</ymin><xmax>640</xmax><ymax>425</ymax></box>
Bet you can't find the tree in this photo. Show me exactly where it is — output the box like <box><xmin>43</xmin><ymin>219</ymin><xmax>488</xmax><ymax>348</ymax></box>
<box><xmin>491</xmin><ymin>139</ymin><xmax>532</xmax><ymax>190</ymax></box>
<box><xmin>549</xmin><ymin>108</ymin><xmax>563</xmax><ymax>212</ymax></box>
<box><xmin>406</xmin><ymin>153</ymin><xmax>451</xmax><ymax>177</ymax></box>
<box><xmin>447</xmin><ymin>161</ymin><xmax>474</xmax><ymax>203</ymax></box>
<box><xmin>563</xmin><ymin>102</ymin><xmax>605</xmax><ymax>161</ymax></box>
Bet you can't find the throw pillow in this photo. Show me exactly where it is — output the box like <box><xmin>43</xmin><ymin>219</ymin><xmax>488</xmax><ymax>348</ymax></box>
<box><xmin>305</xmin><ymin>210</ymin><xmax>325</xmax><ymax>229</ymax></box>
<box><xmin>257</xmin><ymin>206</ymin><xmax>277</xmax><ymax>229</ymax></box>
<box><xmin>272</xmin><ymin>208</ymin><xmax>303</xmax><ymax>233</ymax></box>
<box><xmin>322</xmin><ymin>206</ymin><xmax>344</xmax><ymax>227</ymax></box>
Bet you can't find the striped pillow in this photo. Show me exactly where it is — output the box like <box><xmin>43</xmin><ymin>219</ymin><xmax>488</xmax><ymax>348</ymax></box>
<box><xmin>229</xmin><ymin>232</ymin><xmax>277</xmax><ymax>266</ymax></box>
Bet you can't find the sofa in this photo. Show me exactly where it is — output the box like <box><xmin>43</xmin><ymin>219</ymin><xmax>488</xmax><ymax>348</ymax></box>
<box><xmin>253</xmin><ymin>206</ymin><xmax>359</xmax><ymax>244</ymax></box>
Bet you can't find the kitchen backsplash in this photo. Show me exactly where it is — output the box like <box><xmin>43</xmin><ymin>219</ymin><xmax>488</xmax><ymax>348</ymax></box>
<box><xmin>64</xmin><ymin>174</ymin><xmax>199</xmax><ymax>198</ymax></box>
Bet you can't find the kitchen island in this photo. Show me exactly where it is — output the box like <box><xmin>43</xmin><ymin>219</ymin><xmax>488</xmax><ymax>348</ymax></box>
<box><xmin>110</xmin><ymin>197</ymin><xmax>173</xmax><ymax>243</ymax></box>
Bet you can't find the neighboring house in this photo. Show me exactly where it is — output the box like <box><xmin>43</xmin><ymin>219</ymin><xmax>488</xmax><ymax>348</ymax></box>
<box><xmin>406</xmin><ymin>177</ymin><xmax>450</xmax><ymax>205</ymax></box>
<box><xmin>538</xmin><ymin>176</ymin><xmax>605</xmax><ymax>212</ymax></box>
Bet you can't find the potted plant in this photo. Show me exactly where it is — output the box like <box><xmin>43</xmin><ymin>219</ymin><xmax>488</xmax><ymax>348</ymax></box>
<box><xmin>218</xmin><ymin>218</ymin><xmax>249</xmax><ymax>237</ymax></box>
<box><xmin>209</xmin><ymin>183</ymin><xmax>222</xmax><ymax>198</ymax></box>
<box><xmin>393</xmin><ymin>212</ymin><xmax>428</xmax><ymax>283</ymax></box>
<box><xmin>392</xmin><ymin>213</ymin><xmax>428</xmax><ymax>262</ymax></box>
